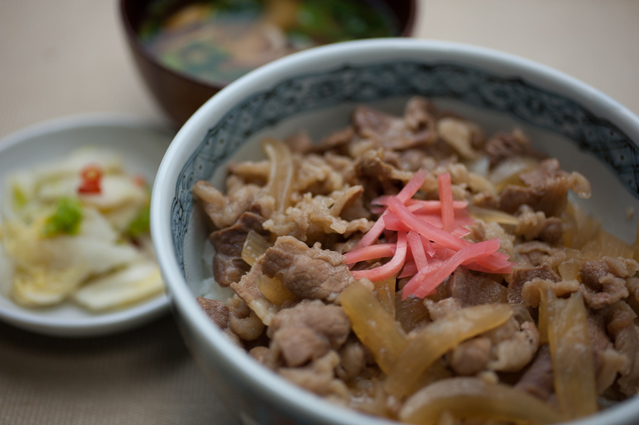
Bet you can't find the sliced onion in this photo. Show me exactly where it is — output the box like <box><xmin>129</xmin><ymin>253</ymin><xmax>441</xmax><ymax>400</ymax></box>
<box><xmin>255</xmin><ymin>274</ymin><xmax>294</xmax><ymax>306</ymax></box>
<box><xmin>467</xmin><ymin>205</ymin><xmax>519</xmax><ymax>226</ymax></box>
<box><xmin>241</xmin><ymin>230</ymin><xmax>270</xmax><ymax>266</ymax></box>
<box><xmin>339</xmin><ymin>281</ymin><xmax>407</xmax><ymax>374</ymax></box>
<box><xmin>385</xmin><ymin>304</ymin><xmax>513</xmax><ymax>398</ymax></box>
<box><xmin>399</xmin><ymin>377</ymin><xmax>562</xmax><ymax>424</ymax></box>
<box><xmin>543</xmin><ymin>290</ymin><xmax>598</xmax><ymax>419</ymax></box>
<box><xmin>262</xmin><ymin>138</ymin><xmax>294</xmax><ymax>213</ymax></box>
<box><xmin>489</xmin><ymin>156</ymin><xmax>538</xmax><ymax>191</ymax></box>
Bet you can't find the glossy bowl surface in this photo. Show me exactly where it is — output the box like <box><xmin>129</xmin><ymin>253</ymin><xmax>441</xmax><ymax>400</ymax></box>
<box><xmin>152</xmin><ymin>38</ymin><xmax>639</xmax><ymax>424</ymax></box>
<box><xmin>0</xmin><ymin>114</ymin><xmax>174</xmax><ymax>337</ymax></box>
<box><xmin>119</xmin><ymin>0</ymin><xmax>416</xmax><ymax>126</ymax></box>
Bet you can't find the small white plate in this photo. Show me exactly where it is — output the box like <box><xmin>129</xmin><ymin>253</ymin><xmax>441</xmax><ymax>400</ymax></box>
<box><xmin>0</xmin><ymin>114</ymin><xmax>174</xmax><ymax>337</ymax></box>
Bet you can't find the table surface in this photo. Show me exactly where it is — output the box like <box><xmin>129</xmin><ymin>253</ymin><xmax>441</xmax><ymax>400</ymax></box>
<box><xmin>1</xmin><ymin>1</ymin><xmax>638</xmax><ymax>424</ymax></box>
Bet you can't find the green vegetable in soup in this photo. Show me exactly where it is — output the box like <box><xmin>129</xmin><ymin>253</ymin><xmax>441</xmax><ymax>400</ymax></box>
<box><xmin>41</xmin><ymin>198</ymin><xmax>83</xmax><ymax>237</ymax></box>
<box><xmin>139</xmin><ymin>0</ymin><xmax>399</xmax><ymax>86</ymax></box>
<box><xmin>293</xmin><ymin>0</ymin><xmax>396</xmax><ymax>43</ymax></box>
<box><xmin>214</xmin><ymin>0</ymin><xmax>262</xmax><ymax>16</ymax></box>
<box><xmin>161</xmin><ymin>43</ymin><xmax>230</xmax><ymax>77</ymax></box>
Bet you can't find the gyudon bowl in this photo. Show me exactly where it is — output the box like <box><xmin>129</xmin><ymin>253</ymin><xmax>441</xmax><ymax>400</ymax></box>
<box><xmin>151</xmin><ymin>39</ymin><xmax>639</xmax><ymax>425</ymax></box>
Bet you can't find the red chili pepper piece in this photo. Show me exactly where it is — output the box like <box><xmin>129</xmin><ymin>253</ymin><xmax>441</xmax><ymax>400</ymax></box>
<box><xmin>77</xmin><ymin>163</ymin><xmax>103</xmax><ymax>194</ymax></box>
<box><xmin>133</xmin><ymin>174</ymin><xmax>146</xmax><ymax>187</ymax></box>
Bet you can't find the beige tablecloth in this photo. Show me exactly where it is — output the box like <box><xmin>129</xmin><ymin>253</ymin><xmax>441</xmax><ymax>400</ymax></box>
<box><xmin>1</xmin><ymin>1</ymin><xmax>638</xmax><ymax>424</ymax></box>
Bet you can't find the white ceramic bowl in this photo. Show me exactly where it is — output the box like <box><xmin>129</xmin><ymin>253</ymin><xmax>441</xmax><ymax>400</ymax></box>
<box><xmin>0</xmin><ymin>114</ymin><xmax>174</xmax><ymax>337</ymax></box>
<box><xmin>152</xmin><ymin>39</ymin><xmax>639</xmax><ymax>424</ymax></box>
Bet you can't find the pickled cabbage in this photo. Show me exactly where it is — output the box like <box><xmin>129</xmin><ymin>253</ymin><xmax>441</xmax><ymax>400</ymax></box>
<box><xmin>0</xmin><ymin>147</ymin><xmax>163</xmax><ymax>310</ymax></box>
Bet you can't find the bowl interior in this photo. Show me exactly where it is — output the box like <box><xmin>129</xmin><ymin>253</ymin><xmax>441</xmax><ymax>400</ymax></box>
<box><xmin>0</xmin><ymin>115</ymin><xmax>175</xmax><ymax>337</ymax></box>
<box><xmin>175</xmin><ymin>60</ymin><xmax>639</xmax><ymax>284</ymax></box>
<box><xmin>120</xmin><ymin>0</ymin><xmax>416</xmax><ymax>88</ymax></box>
<box><xmin>157</xmin><ymin>40</ymin><xmax>639</xmax><ymax>425</ymax></box>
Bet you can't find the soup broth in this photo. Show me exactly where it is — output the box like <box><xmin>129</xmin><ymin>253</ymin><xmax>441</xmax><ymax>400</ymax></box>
<box><xmin>139</xmin><ymin>0</ymin><xmax>400</xmax><ymax>85</ymax></box>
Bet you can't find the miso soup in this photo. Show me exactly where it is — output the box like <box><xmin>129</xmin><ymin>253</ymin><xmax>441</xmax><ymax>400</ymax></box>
<box><xmin>139</xmin><ymin>0</ymin><xmax>400</xmax><ymax>86</ymax></box>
